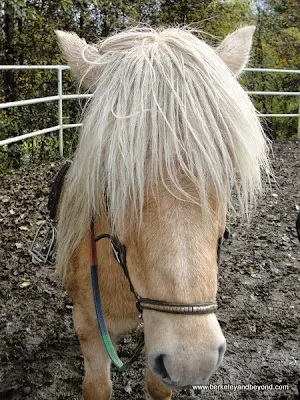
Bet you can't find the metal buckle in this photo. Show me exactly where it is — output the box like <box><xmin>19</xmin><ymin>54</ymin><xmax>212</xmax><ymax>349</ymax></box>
<box><xmin>29</xmin><ymin>220</ymin><xmax>57</xmax><ymax>264</ymax></box>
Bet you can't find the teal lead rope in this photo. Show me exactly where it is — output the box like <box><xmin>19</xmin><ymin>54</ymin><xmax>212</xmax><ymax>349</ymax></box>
<box><xmin>90</xmin><ymin>222</ymin><xmax>144</xmax><ymax>371</ymax></box>
<box><xmin>90</xmin><ymin>264</ymin><xmax>125</xmax><ymax>370</ymax></box>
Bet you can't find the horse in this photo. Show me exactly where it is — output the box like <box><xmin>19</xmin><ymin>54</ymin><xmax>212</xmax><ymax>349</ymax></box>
<box><xmin>55</xmin><ymin>26</ymin><xmax>270</xmax><ymax>399</ymax></box>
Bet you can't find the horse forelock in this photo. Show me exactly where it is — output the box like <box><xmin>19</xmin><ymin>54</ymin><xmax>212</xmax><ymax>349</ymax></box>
<box><xmin>56</xmin><ymin>27</ymin><xmax>270</xmax><ymax>280</ymax></box>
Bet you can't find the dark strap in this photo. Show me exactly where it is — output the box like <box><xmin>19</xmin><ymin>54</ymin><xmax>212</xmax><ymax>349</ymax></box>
<box><xmin>48</xmin><ymin>160</ymin><xmax>72</xmax><ymax>220</ymax></box>
<box><xmin>139</xmin><ymin>299</ymin><xmax>218</xmax><ymax>315</ymax></box>
<box><xmin>94</xmin><ymin>232</ymin><xmax>143</xmax><ymax>314</ymax></box>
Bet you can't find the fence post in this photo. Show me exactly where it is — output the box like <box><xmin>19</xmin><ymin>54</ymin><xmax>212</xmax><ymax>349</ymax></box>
<box><xmin>58</xmin><ymin>67</ymin><xmax>64</xmax><ymax>157</ymax></box>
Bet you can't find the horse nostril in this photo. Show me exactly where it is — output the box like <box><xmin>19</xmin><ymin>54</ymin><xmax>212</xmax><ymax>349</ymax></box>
<box><xmin>217</xmin><ymin>342</ymin><xmax>226</xmax><ymax>366</ymax></box>
<box><xmin>151</xmin><ymin>354</ymin><xmax>170</xmax><ymax>381</ymax></box>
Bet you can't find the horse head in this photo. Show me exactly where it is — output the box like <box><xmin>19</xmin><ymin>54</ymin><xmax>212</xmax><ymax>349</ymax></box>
<box><xmin>55</xmin><ymin>26</ymin><xmax>270</xmax><ymax>392</ymax></box>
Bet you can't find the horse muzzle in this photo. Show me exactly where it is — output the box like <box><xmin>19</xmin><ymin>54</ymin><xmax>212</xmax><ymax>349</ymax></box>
<box><xmin>146</xmin><ymin>313</ymin><xmax>226</xmax><ymax>388</ymax></box>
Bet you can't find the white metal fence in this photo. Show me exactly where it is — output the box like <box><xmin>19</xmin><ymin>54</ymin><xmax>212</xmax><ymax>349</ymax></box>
<box><xmin>0</xmin><ymin>66</ymin><xmax>300</xmax><ymax>157</ymax></box>
<box><xmin>0</xmin><ymin>65</ymin><xmax>92</xmax><ymax>157</ymax></box>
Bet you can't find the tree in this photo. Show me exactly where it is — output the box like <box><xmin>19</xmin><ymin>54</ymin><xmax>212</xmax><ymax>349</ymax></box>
<box><xmin>0</xmin><ymin>0</ymin><xmax>299</xmax><ymax>171</ymax></box>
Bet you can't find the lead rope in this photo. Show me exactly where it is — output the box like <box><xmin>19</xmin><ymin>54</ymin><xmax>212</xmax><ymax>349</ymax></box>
<box><xmin>90</xmin><ymin>221</ymin><xmax>144</xmax><ymax>371</ymax></box>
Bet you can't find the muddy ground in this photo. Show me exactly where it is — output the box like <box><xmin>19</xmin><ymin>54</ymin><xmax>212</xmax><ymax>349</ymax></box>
<box><xmin>0</xmin><ymin>140</ymin><xmax>299</xmax><ymax>400</ymax></box>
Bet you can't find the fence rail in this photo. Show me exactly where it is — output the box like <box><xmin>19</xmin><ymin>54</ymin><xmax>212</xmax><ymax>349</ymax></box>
<box><xmin>0</xmin><ymin>65</ymin><xmax>88</xmax><ymax>156</ymax></box>
<box><xmin>1</xmin><ymin>66</ymin><xmax>300</xmax><ymax>155</ymax></box>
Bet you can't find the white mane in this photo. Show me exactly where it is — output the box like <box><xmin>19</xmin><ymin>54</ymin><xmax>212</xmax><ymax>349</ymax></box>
<box><xmin>56</xmin><ymin>27</ymin><xmax>270</xmax><ymax>279</ymax></box>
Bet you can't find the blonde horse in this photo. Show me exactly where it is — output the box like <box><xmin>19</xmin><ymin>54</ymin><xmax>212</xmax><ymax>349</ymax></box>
<box><xmin>56</xmin><ymin>26</ymin><xmax>269</xmax><ymax>399</ymax></box>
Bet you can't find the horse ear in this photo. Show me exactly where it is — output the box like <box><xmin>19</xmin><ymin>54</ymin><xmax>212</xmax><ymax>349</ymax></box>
<box><xmin>55</xmin><ymin>30</ymin><xmax>100</xmax><ymax>91</ymax></box>
<box><xmin>216</xmin><ymin>26</ymin><xmax>255</xmax><ymax>77</ymax></box>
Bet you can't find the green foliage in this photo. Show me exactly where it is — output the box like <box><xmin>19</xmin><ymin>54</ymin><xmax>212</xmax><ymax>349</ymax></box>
<box><xmin>244</xmin><ymin>0</ymin><xmax>300</xmax><ymax>137</ymax></box>
<box><xmin>0</xmin><ymin>0</ymin><xmax>299</xmax><ymax>171</ymax></box>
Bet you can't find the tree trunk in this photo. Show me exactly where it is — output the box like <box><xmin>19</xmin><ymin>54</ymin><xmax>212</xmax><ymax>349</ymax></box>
<box><xmin>4</xmin><ymin>2</ymin><xmax>15</xmax><ymax>102</ymax></box>
<box><xmin>3</xmin><ymin>2</ymin><xmax>21</xmax><ymax>168</ymax></box>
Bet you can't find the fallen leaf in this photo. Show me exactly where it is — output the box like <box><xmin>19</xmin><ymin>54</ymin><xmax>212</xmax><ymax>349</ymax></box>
<box><xmin>20</xmin><ymin>280</ymin><xmax>31</xmax><ymax>288</ymax></box>
<box><xmin>124</xmin><ymin>384</ymin><xmax>132</xmax><ymax>394</ymax></box>
<box><xmin>36</xmin><ymin>220</ymin><xmax>47</xmax><ymax>226</ymax></box>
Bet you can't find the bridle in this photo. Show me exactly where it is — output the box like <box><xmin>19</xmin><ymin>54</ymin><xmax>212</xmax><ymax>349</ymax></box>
<box><xmin>90</xmin><ymin>220</ymin><xmax>228</xmax><ymax>370</ymax></box>
<box><xmin>28</xmin><ymin>158</ymin><xmax>228</xmax><ymax>371</ymax></box>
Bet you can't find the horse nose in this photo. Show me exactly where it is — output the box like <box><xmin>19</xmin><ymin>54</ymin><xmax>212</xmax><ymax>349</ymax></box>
<box><xmin>151</xmin><ymin>354</ymin><xmax>172</xmax><ymax>382</ymax></box>
<box><xmin>217</xmin><ymin>342</ymin><xmax>226</xmax><ymax>367</ymax></box>
<box><xmin>149</xmin><ymin>341</ymin><xmax>226</xmax><ymax>387</ymax></box>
